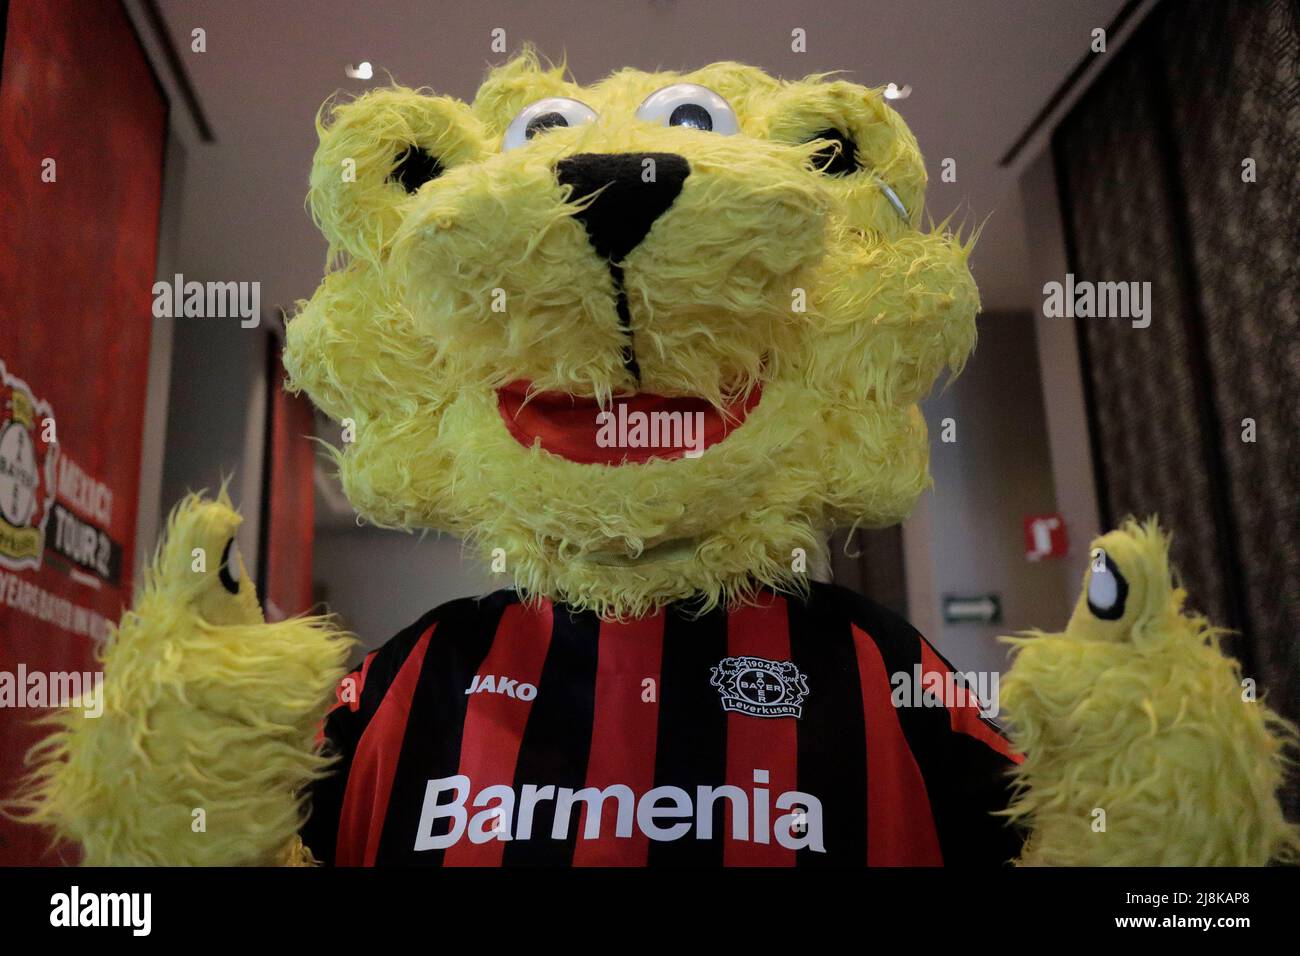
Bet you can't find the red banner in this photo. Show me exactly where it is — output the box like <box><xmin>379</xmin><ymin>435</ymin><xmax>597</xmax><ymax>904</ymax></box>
<box><xmin>0</xmin><ymin>0</ymin><xmax>165</xmax><ymax>863</ymax></box>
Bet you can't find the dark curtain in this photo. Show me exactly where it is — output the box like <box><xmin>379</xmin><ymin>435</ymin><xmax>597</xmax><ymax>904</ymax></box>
<box><xmin>1054</xmin><ymin>0</ymin><xmax>1299</xmax><ymax>814</ymax></box>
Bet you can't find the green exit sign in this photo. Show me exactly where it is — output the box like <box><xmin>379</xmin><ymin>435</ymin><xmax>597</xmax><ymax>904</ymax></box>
<box><xmin>943</xmin><ymin>594</ymin><xmax>1002</xmax><ymax>625</ymax></box>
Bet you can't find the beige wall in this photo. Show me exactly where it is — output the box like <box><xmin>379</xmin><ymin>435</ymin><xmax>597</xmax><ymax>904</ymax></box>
<box><xmin>904</xmin><ymin>310</ymin><xmax>1072</xmax><ymax>677</ymax></box>
<box><xmin>899</xmin><ymin>152</ymin><xmax>1107</xmax><ymax>679</ymax></box>
<box><xmin>314</xmin><ymin>527</ymin><xmax>497</xmax><ymax>651</ymax></box>
<box><xmin>1020</xmin><ymin>149</ymin><xmax>1103</xmax><ymax>598</ymax></box>
<box><xmin>133</xmin><ymin>130</ymin><xmax>185</xmax><ymax>584</ymax></box>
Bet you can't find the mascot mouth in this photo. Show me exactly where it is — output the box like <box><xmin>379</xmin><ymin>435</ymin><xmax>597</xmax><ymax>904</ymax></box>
<box><xmin>497</xmin><ymin>380</ymin><xmax>762</xmax><ymax>465</ymax></box>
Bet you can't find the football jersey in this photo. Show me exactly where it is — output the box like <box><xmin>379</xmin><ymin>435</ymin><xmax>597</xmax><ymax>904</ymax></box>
<box><xmin>300</xmin><ymin>582</ymin><xmax>1024</xmax><ymax>866</ymax></box>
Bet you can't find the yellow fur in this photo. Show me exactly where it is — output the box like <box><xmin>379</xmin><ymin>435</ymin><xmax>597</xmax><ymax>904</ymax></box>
<box><xmin>14</xmin><ymin>54</ymin><xmax>1283</xmax><ymax>870</ymax></box>
<box><xmin>5</xmin><ymin>492</ymin><xmax>352</xmax><ymax>865</ymax></box>
<box><xmin>285</xmin><ymin>51</ymin><xmax>977</xmax><ymax>617</ymax></box>
<box><xmin>999</xmin><ymin>519</ymin><xmax>1300</xmax><ymax>865</ymax></box>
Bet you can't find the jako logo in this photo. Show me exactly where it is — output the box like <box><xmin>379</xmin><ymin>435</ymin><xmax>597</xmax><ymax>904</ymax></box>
<box><xmin>414</xmin><ymin>769</ymin><xmax>825</xmax><ymax>852</ymax></box>
<box><xmin>49</xmin><ymin>885</ymin><xmax>151</xmax><ymax>936</ymax></box>
<box><xmin>465</xmin><ymin>674</ymin><xmax>537</xmax><ymax>701</ymax></box>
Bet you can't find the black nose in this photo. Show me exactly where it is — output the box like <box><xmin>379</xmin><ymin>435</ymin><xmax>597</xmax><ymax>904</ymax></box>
<box><xmin>556</xmin><ymin>153</ymin><xmax>690</xmax><ymax>262</ymax></box>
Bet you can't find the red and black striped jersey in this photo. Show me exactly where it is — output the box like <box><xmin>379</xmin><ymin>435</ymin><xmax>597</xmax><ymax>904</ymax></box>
<box><xmin>301</xmin><ymin>582</ymin><xmax>1024</xmax><ymax>866</ymax></box>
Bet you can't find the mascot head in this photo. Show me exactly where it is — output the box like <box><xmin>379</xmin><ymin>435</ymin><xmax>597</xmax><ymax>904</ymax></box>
<box><xmin>286</xmin><ymin>51</ymin><xmax>978</xmax><ymax>616</ymax></box>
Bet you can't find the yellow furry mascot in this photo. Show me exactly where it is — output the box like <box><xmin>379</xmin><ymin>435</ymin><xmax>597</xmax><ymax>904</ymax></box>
<box><xmin>9</xmin><ymin>493</ymin><xmax>350</xmax><ymax>865</ymax></box>
<box><xmin>11</xmin><ymin>53</ymin><xmax>1294</xmax><ymax>867</ymax></box>
<box><xmin>999</xmin><ymin>520</ymin><xmax>1300</xmax><ymax>866</ymax></box>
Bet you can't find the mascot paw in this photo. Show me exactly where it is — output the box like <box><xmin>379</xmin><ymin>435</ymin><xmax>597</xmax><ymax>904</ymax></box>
<box><xmin>6</xmin><ymin>492</ymin><xmax>352</xmax><ymax>866</ymax></box>
<box><xmin>999</xmin><ymin>518</ymin><xmax>1300</xmax><ymax>866</ymax></box>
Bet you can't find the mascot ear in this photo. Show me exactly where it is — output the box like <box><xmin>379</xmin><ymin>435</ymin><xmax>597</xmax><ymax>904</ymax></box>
<box><xmin>766</xmin><ymin>79</ymin><xmax>926</xmax><ymax>235</ymax></box>
<box><xmin>308</xmin><ymin>87</ymin><xmax>487</xmax><ymax>263</ymax></box>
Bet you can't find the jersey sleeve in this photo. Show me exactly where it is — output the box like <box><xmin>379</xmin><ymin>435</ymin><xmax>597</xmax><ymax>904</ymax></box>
<box><xmin>839</xmin><ymin>587</ymin><xmax>1027</xmax><ymax>866</ymax></box>
<box><xmin>911</xmin><ymin>635</ymin><xmax>1026</xmax><ymax>866</ymax></box>
<box><xmin>299</xmin><ymin>608</ymin><xmax>441</xmax><ymax>866</ymax></box>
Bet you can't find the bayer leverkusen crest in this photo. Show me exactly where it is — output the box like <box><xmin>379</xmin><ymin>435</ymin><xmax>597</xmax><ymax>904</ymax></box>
<box><xmin>0</xmin><ymin>358</ymin><xmax>59</xmax><ymax>572</ymax></box>
<box><xmin>711</xmin><ymin>656</ymin><xmax>809</xmax><ymax>718</ymax></box>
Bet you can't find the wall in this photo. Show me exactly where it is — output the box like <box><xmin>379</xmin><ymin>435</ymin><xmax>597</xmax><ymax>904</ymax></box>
<box><xmin>313</xmin><ymin>526</ymin><xmax>497</xmax><ymax>653</ymax></box>
<box><xmin>1020</xmin><ymin>149</ymin><xmax>1103</xmax><ymax>597</ymax></box>
<box><xmin>159</xmin><ymin>321</ymin><xmax>269</xmax><ymax>580</ymax></box>
<box><xmin>903</xmin><ymin>311</ymin><xmax>1071</xmax><ymax>678</ymax></box>
<box><xmin>133</xmin><ymin>130</ymin><xmax>184</xmax><ymax>581</ymax></box>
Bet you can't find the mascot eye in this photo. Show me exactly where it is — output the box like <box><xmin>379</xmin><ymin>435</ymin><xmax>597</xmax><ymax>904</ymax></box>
<box><xmin>636</xmin><ymin>84</ymin><xmax>739</xmax><ymax>134</ymax></box>
<box><xmin>388</xmin><ymin>145</ymin><xmax>444</xmax><ymax>194</ymax></box>
<box><xmin>218</xmin><ymin>538</ymin><xmax>242</xmax><ymax>596</ymax></box>
<box><xmin>803</xmin><ymin>127</ymin><xmax>910</xmax><ymax>222</ymax></box>
<box><xmin>1086</xmin><ymin>549</ymin><xmax>1129</xmax><ymax>621</ymax></box>
<box><xmin>503</xmin><ymin>97</ymin><xmax>598</xmax><ymax>151</ymax></box>
<box><xmin>805</xmin><ymin>128</ymin><xmax>862</xmax><ymax>176</ymax></box>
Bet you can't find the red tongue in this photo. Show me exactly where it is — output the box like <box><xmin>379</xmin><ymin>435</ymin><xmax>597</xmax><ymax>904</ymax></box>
<box><xmin>496</xmin><ymin>380</ymin><xmax>761</xmax><ymax>465</ymax></box>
